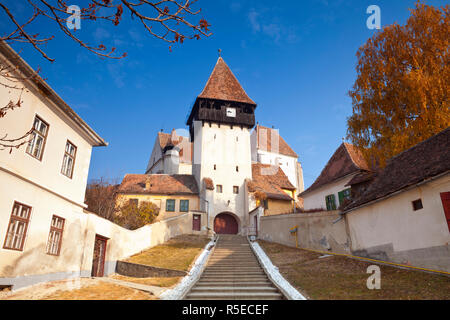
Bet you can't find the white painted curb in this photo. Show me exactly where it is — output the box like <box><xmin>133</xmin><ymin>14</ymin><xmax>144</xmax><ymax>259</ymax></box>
<box><xmin>159</xmin><ymin>238</ymin><xmax>216</xmax><ymax>300</ymax></box>
<box><xmin>250</xmin><ymin>241</ymin><xmax>307</xmax><ymax>300</ymax></box>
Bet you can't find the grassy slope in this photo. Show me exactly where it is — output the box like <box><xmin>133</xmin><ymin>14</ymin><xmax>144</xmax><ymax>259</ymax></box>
<box><xmin>259</xmin><ymin>240</ymin><xmax>450</xmax><ymax>300</ymax></box>
<box><xmin>125</xmin><ymin>235</ymin><xmax>210</xmax><ymax>271</ymax></box>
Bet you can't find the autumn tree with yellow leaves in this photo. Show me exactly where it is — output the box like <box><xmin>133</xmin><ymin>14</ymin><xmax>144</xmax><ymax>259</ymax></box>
<box><xmin>115</xmin><ymin>201</ymin><xmax>160</xmax><ymax>230</ymax></box>
<box><xmin>347</xmin><ymin>1</ymin><xmax>449</xmax><ymax>168</ymax></box>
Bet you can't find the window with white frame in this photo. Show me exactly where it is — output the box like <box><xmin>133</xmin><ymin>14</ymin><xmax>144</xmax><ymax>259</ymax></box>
<box><xmin>26</xmin><ymin>116</ymin><xmax>49</xmax><ymax>160</ymax></box>
<box><xmin>61</xmin><ymin>140</ymin><xmax>77</xmax><ymax>178</ymax></box>
<box><xmin>46</xmin><ymin>215</ymin><xmax>65</xmax><ymax>256</ymax></box>
<box><xmin>3</xmin><ymin>202</ymin><xmax>31</xmax><ymax>251</ymax></box>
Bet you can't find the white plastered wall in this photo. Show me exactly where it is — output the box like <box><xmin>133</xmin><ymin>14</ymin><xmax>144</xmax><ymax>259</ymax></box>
<box><xmin>193</xmin><ymin>121</ymin><xmax>252</xmax><ymax>233</ymax></box>
<box><xmin>302</xmin><ymin>174</ymin><xmax>357</xmax><ymax>210</ymax></box>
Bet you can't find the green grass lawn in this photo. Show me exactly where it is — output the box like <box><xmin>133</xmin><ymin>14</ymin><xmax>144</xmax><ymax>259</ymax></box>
<box><xmin>258</xmin><ymin>240</ymin><xmax>450</xmax><ymax>300</ymax></box>
<box><xmin>125</xmin><ymin>234</ymin><xmax>210</xmax><ymax>271</ymax></box>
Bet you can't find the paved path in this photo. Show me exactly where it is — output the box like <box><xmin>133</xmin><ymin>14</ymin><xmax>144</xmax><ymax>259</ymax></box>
<box><xmin>184</xmin><ymin>235</ymin><xmax>284</xmax><ymax>300</ymax></box>
<box><xmin>96</xmin><ymin>277</ymin><xmax>167</xmax><ymax>297</ymax></box>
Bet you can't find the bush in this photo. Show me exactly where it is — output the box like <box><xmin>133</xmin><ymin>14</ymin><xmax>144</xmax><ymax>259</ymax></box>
<box><xmin>115</xmin><ymin>201</ymin><xmax>160</xmax><ymax>230</ymax></box>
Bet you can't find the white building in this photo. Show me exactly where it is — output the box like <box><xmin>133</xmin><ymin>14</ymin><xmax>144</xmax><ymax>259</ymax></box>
<box><xmin>145</xmin><ymin>129</ymin><xmax>192</xmax><ymax>175</ymax></box>
<box><xmin>299</xmin><ymin>142</ymin><xmax>370</xmax><ymax>211</ymax></box>
<box><xmin>132</xmin><ymin>57</ymin><xmax>301</xmax><ymax>235</ymax></box>
<box><xmin>0</xmin><ymin>42</ymin><xmax>108</xmax><ymax>289</ymax></box>
<box><xmin>251</xmin><ymin>124</ymin><xmax>304</xmax><ymax>194</ymax></box>
<box><xmin>342</xmin><ymin>128</ymin><xmax>450</xmax><ymax>272</ymax></box>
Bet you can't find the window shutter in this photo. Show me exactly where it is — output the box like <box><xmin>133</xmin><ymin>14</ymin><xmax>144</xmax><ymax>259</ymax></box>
<box><xmin>338</xmin><ymin>191</ymin><xmax>344</xmax><ymax>206</ymax></box>
<box><xmin>326</xmin><ymin>194</ymin><xmax>336</xmax><ymax>211</ymax></box>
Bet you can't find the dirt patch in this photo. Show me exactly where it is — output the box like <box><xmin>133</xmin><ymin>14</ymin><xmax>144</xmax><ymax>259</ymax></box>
<box><xmin>110</xmin><ymin>274</ymin><xmax>182</xmax><ymax>288</ymax></box>
<box><xmin>42</xmin><ymin>282</ymin><xmax>156</xmax><ymax>300</ymax></box>
<box><xmin>0</xmin><ymin>278</ymin><xmax>154</xmax><ymax>300</ymax></box>
<box><xmin>258</xmin><ymin>240</ymin><xmax>450</xmax><ymax>300</ymax></box>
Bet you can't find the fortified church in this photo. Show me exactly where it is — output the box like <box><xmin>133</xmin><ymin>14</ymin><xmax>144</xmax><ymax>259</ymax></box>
<box><xmin>117</xmin><ymin>57</ymin><xmax>305</xmax><ymax>235</ymax></box>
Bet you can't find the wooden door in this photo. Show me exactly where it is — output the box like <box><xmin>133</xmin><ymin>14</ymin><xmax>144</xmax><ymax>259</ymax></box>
<box><xmin>254</xmin><ymin>215</ymin><xmax>258</xmax><ymax>236</ymax></box>
<box><xmin>214</xmin><ymin>213</ymin><xmax>238</xmax><ymax>234</ymax></box>
<box><xmin>192</xmin><ymin>214</ymin><xmax>201</xmax><ymax>231</ymax></box>
<box><xmin>440</xmin><ymin>192</ymin><xmax>450</xmax><ymax>232</ymax></box>
<box><xmin>91</xmin><ymin>235</ymin><xmax>108</xmax><ymax>277</ymax></box>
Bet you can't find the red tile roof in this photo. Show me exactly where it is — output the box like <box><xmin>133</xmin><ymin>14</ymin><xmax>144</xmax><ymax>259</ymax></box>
<box><xmin>157</xmin><ymin>130</ymin><xmax>193</xmax><ymax>164</ymax></box>
<box><xmin>118</xmin><ymin>174</ymin><xmax>199</xmax><ymax>195</ymax></box>
<box><xmin>300</xmin><ymin>143</ymin><xmax>369</xmax><ymax>196</ymax></box>
<box><xmin>203</xmin><ymin>177</ymin><xmax>214</xmax><ymax>190</ymax></box>
<box><xmin>249</xmin><ymin>163</ymin><xmax>295</xmax><ymax>201</ymax></box>
<box><xmin>198</xmin><ymin>57</ymin><xmax>256</xmax><ymax>105</ymax></box>
<box><xmin>343</xmin><ymin>127</ymin><xmax>450</xmax><ymax>212</ymax></box>
<box><xmin>345</xmin><ymin>171</ymin><xmax>376</xmax><ymax>187</ymax></box>
<box><xmin>255</xmin><ymin>125</ymin><xmax>298</xmax><ymax>158</ymax></box>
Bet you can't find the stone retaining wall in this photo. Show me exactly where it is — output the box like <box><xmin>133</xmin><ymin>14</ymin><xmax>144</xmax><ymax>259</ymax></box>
<box><xmin>259</xmin><ymin>211</ymin><xmax>350</xmax><ymax>253</ymax></box>
<box><xmin>115</xmin><ymin>261</ymin><xmax>187</xmax><ymax>278</ymax></box>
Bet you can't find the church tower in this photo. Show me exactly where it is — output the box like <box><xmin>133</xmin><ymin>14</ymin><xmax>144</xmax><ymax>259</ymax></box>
<box><xmin>186</xmin><ymin>57</ymin><xmax>257</xmax><ymax>235</ymax></box>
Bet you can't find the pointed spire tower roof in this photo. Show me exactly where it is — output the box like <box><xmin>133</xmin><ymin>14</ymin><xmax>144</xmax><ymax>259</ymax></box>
<box><xmin>186</xmin><ymin>56</ymin><xmax>257</xmax><ymax>131</ymax></box>
<box><xmin>198</xmin><ymin>57</ymin><xmax>256</xmax><ymax>105</ymax></box>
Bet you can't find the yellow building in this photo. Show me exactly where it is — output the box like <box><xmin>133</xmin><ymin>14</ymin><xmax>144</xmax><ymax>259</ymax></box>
<box><xmin>249</xmin><ymin>163</ymin><xmax>296</xmax><ymax>216</ymax></box>
<box><xmin>116</xmin><ymin>174</ymin><xmax>200</xmax><ymax>221</ymax></box>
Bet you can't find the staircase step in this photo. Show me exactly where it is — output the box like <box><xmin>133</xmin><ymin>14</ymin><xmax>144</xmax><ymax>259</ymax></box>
<box><xmin>184</xmin><ymin>235</ymin><xmax>285</xmax><ymax>300</ymax></box>
<box><xmin>191</xmin><ymin>286</ymin><xmax>278</xmax><ymax>293</ymax></box>
<box><xmin>202</xmin><ymin>270</ymin><xmax>264</xmax><ymax>274</ymax></box>
<box><xmin>202</xmin><ymin>273</ymin><xmax>266</xmax><ymax>277</ymax></box>
<box><xmin>185</xmin><ymin>292</ymin><xmax>283</xmax><ymax>300</ymax></box>
<box><xmin>200</xmin><ymin>277</ymin><xmax>268</xmax><ymax>280</ymax></box>
<box><xmin>195</xmin><ymin>281</ymin><xmax>272</xmax><ymax>287</ymax></box>
<box><xmin>202</xmin><ymin>273</ymin><xmax>265</xmax><ymax>276</ymax></box>
<box><xmin>207</xmin><ymin>266</ymin><xmax>261</xmax><ymax>269</ymax></box>
<box><xmin>207</xmin><ymin>263</ymin><xmax>260</xmax><ymax>266</ymax></box>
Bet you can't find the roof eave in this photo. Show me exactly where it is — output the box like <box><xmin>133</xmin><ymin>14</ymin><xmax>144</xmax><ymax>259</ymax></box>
<box><xmin>0</xmin><ymin>41</ymin><xmax>107</xmax><ymax>147</ymax></box>
<box><xmin>341</xmin><ymin>170</ymin><xmax>449</xmax><ymax>214</ymax></box>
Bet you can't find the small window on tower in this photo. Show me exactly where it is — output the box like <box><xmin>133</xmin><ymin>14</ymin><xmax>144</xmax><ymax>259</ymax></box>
<box><xmin>214</xmin><ymin>164</ymin><xmax>216</xmax><ymax>170</ymax></box>
<box><xmin>236</xmin><ymin>166</ymin><xmax>239</xmax><ymax>172</ymax></box>
<box><xmin>216</xmin><ymin>185</ymin><xmax>223</xmax><ymax>193</ymax></box>
<box><xmin>233</xmin><ymin>186</ymin><xmax>239</xmax><ymax>194</ymax></box>
<box><xmin>412</xmin><ymin>199</ymin><xmax>423</xmax><ymax>211</ymax></box>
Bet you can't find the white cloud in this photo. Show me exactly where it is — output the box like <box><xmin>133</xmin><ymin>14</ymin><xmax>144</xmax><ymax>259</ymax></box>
<box><xmin>107</xmin><ymin>63</ymin><xmax>125</xmax><ymax>88</ymax></box>
<box><xmin>247</xmin><ymin>8</ymin><xmax>299</xmax><ymax>45</ymax></box>
<box><xmin>248</xmin><ymin>9</ymin><xmax>261</xmax><ymax>32</ymax></box>
<box><xmin>262</xmin><ymin>23</ymin><xmax>281</xmax><ymax>43</ymax></box>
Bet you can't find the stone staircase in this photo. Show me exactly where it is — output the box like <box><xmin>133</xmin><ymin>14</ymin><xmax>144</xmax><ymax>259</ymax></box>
<box><xmin>184</xmin><ymin>235</ymin><xmax>284</xmax><ymax>300</ymax></box>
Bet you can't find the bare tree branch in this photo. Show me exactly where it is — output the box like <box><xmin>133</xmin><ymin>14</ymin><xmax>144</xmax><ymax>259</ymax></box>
<box><xmin>0</xmin><ymin>0</ymin><xmax>211</xmax><ymax>152</ymax></box>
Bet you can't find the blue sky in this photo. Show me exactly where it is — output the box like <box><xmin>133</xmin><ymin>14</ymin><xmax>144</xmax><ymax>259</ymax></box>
<box><xmin>3</xmin><ymin>0</ymin><xmax>448</xmax><ymax>188</ymax></box>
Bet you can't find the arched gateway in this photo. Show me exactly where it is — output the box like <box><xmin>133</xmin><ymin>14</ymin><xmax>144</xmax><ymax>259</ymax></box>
<box><xmin>214</xmin><ymin>213</ymin><xmax>239</xmax><ymax>234</ymax></box>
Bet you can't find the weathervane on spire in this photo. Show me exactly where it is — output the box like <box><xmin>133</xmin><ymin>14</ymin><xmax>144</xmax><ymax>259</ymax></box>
<box><xmin>218</xmin><ymin>48</ymin><xmax>222</xmax><ymax>57</ymax></box>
